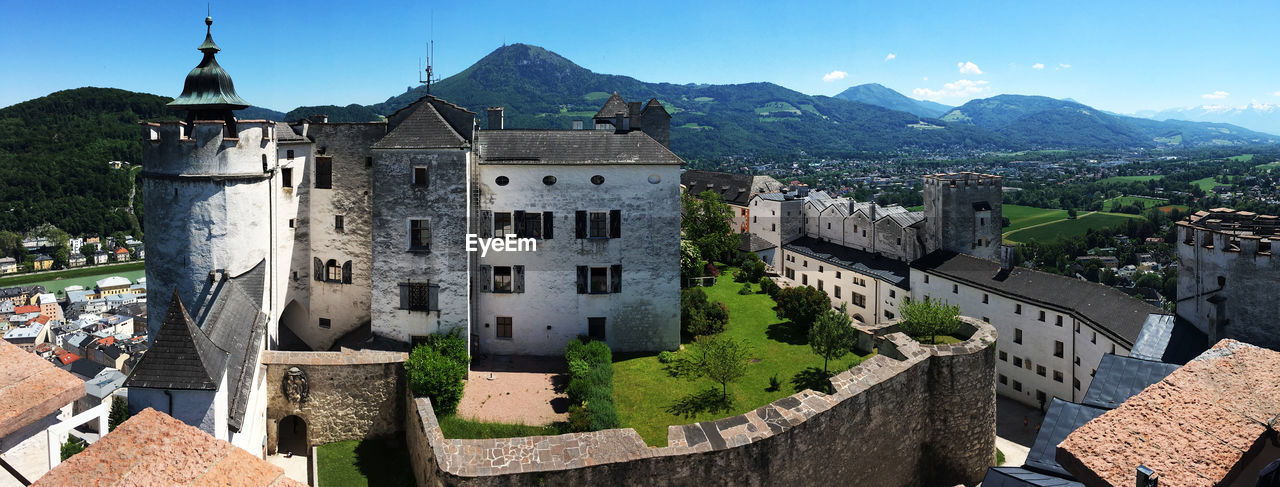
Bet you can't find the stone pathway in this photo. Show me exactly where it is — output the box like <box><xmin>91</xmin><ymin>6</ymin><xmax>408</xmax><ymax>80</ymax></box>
<box><xmin>457</xmin><ymin>355</ymin><xmax>568</xmax><ymax>425</ymax></box>
<box><xmin>266</xmin><ymin>453</ymin><xmax>308</xmax><ymax>485</ymax></box>
<box><xmin>994</xmin><ymin>395</ymin><xmax>1045</xmax><ymax>467</ymax></box>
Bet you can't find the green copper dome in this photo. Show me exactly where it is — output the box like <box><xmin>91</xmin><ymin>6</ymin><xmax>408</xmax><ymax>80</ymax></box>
<box><xmin>168</xmin><ymin>16</ymin><xmax>249</xmax><ymax>111</ymax></box>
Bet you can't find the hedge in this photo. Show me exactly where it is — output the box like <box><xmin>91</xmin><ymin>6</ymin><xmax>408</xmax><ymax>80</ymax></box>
<box><xmin>563</xmin><ymin>336</ymin><xmax>619</xmax><ymax>431</ymax></box>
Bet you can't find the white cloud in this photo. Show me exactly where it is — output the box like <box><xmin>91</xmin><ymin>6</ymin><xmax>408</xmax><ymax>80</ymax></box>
<box><xmin>922</xmin><ymin>76</ymin><xmax>929</xmax><ymax>81</ymax></box>
<box><xmin>1202</xmin><ymin>91</ymin><xmax>1230</xmax><ymax>100</ymax></box>
<box><xmin>1273</xmin><ymin>91</ymin><xmax>1280</xmax><ymax>96</ymax></box>
<box><xmin>822</xmin><ymin>70</ymin><xmax>848</xmax><ymax>82</ymax></box>
<box><xmin>912</xmin><ymin>79</ymin><xmax>990</xmax><ymax>100</ymax></box>
<box><xmin>957</xmin><ymin>61</ymin><xmax>983</xmax><ymax>75</ymax></box>
<box><xmin>1032</xmin><ymin>63</ymin><xmax>1045</xmax><ymax>70</ymax></box>
<box><xmin>885</xmin><ymin>53</ymin><xmax>896</xmax><ymax>61</ymax></box>
<box><xmin>1057</xmin><ymin>63</ymin><xmax>1072</xmax><ymax>69</ymax></box>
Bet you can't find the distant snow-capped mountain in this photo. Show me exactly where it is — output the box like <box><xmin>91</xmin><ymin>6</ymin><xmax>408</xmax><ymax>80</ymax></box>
<box><xmin>1137</xmin><ymin>103</ymin><xmax>1280</xmax><ymax>136</ymax></box>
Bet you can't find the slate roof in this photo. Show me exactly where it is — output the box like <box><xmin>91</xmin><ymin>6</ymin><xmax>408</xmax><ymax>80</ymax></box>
<box><xmin>1129</xmin><ymin>314</ymin><xmax>1208</xmax><ymax>365</ymax></box>
<box><xmin>199</xmin><ymin>260</ymin><xmax>268</xmax><ymax>432</ymax></box>
<box><xmin>982</xmin><ymin>467</ymin><xmax>1084</xmax><ymax>487</ymax></box>
<box><xmin>682</xmin><ymin>170</ymin><xmax>755</xmax><ymax>205</ymax></box>
<box><xmin>1081</xmin><ymin>354</ymin><xmax>1179</xmax><ymax>410</ymax></box>
<box><xmin>783</xmin><ymin>236</ymin><xmax>910</xmax><ymax>288</ymax></box>
<box><xmin>372</xmin><ymin>98</ymin><xmax>468</xmax><ymax>149</ymax></box>
<box><xmin>124</xmin><ymin>291</ymin><xmax>228</xmax><ymax>391</ymax></box>
<box><xmin>593</xmin><ymin>92</ymin><xmax>630</xmax><ymax>120</ymax></box>
<box><xmin>275</xmin><ymin>122</ymin><xmax>308</xmax><ymax>143</ymax></box>
<box><xmin>911</xmin><ymin>251</ymin><xmax>1165</xmax><ymax>347</ymax></box>
<box><xmin>739</xmin><ymin>232</ymin><xmax>776</xmax><ymax>252</ymax></box>
<box><xmin>1024</xmin><ymin>399</ymin><xmax>1107</xmax><ymax>479</ymax></box>
<box><xmin>476</xmin><ymin>130</ymin><xmax>684</xmax><ymax>166</ymax></box>
<box><xmin>887</xmin><ymin>210</ymin><xmax>925</xmax><ymax>228</ymax></box>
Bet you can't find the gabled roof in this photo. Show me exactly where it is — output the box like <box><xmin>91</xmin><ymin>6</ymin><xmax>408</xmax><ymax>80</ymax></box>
<box><xmin>594</xmin><ymin>92</ymin><xmax>629</xmax><ymax>120</ymax></box>
<box><xmin>1128</xmin><ymin>314</ymin><xmax>1208</xmax><ymax>364</ymax></box>
<box><xmin>124</xmin><ymin>291</ymin><xmax>228</xmax><ymax>391</ymax></box>
<box><xmin>911</xmin><ymin>251</ymin><xmax>1164</xmax><ymax>347</ymax></box>
<box><xmin>199</xmin><ymin>260</ymin><xmax>268</xmax><ymax>431</ymax></box>
<box><xmin>982</xmin><ymin>467</ymin><xmax>1084</xmax><ymax>487</ymax></box>
<box><xmin>1080</xmin><ymin>354</ymin><xmax>1179</xmax><ymax>410</ymax></box>
<box><xmin>476</xmin><ymin>130</ymin><xmax>683</xmax><ymax>166</ymax></box>
<box><xmin>784</xmin><ymin>236</ymin><xmax>910</xmax><ymax>288</ymax></box>
<box><xmin>373</xmin><ymin>97</ymin><xmax>468</xmax><ymax>149</ymax></box>
<box><xmin>739</xmin><ymin>232</ymin><xmax>776</xmax><ymax>252</ymax></box>
<box><xmin>1024</xmin><ymin>399</ymin><xmax>1107</xmax><ymax>479</ymax></box>
<box><xmin>681</xmin><ymin>170</ymin><xmax>755</xmax><ymax>205</ymax></box>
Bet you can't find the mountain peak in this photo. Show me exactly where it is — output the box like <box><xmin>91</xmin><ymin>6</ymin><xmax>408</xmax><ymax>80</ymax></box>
<box><xmin>834</xmin><ymin>83</ymin><xmax>952</xmax><ymax>118</ymax></box>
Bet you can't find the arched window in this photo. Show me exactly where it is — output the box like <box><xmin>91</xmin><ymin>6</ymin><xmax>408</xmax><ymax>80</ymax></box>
<box><xmin>325</xmin><ymin>259</ymin><xmax>341</xmax><ymax>282</ymax></box>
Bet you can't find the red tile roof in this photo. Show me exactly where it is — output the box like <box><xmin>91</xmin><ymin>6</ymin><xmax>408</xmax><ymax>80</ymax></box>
<box><xmin>0</xmin><ymin>339</ymin><xmax>84</xmax><ymax>437</ymax></box>
<box><xmin>13</xmin><ymin>305</ymin><xmax>38</xmax><ymax>314</ymax></box>
<box><xmin>32</xmin><ymin>408</ymin><xmax>306</xmax><ymax>486</ymax></box>
<box><xmin>56</xmin><ymin>352</ymin><xmax>80</xmax><ymax>365</ymax></box>
<box><xmin>28</xmin><ymin>314</ymin><xmax>50</xmax><ymax>326</ymax></box>
<box><xmin>114</xmin><ymin>247</ymin><xmax>129</xmax><ymax>254</ymax></box>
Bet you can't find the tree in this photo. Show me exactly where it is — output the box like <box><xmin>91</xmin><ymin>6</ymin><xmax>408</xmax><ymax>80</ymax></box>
<box><xmin>681</xmin><ymin>288</ymin><xmax>729</xmax><ymax>336</ymax></box>
<box><xmin>682</xmin><ymin>190</ymin><xmax>737</xmax><ymax>264</ymax></box>
<box><xmin>810</xmin><ymin>304</ymin><xmax>856</xmax><ymax>374</ymax></box>
<box><xmin>734</xmin><ymin>253</ymin><xmax>766</xmax><ymax>283</ymax></box>
<box><xmin>52</xmin><ymin>244</ymin><xmax>70</xmax><ymax>269</ymax></box>
<box><xmin>680</xmin><ymin>240</ymin><xmax>704</xmax><ymax>284</ymax></box>
<box><xmin>81</xmin><ymin>242</ymin><xmax>98</xmax><ymax>259</ymax></box>
<box><xmin>108</xmin><ymin>395</ymin><xmax>130</xmax><ymax>431</ymax></box>
<box><xmin>775</xmin><ymin>286</ymin><xmax>830</xmax><ymax>331</ymax></box>
<box><xmin>685</xmin><ymin>334</ymin><xmax>750</xmax><ymax>401</ymax></box>
<box><xmin>899</xmin><ymin>297</ymin><xmax>961</xmax><ymax>344</ymax></box>
<box><xmin>60</xmin><ymin>437</ymin><xmax>86</xmax><ymax>461</ymax></box>
<box><xmin>0</xmin><ymin>231</ymin><xmax>20</xmax><ymax>259</ymax></box>
<box><xmin>1067</xmin><ymin>208</ymin><xmax>1078</xmax><ymax>219</ymax></box>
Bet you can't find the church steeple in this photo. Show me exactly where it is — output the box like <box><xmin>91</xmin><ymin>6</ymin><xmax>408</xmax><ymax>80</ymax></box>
<box><xmin>168</xmin><ymin>15</ymin><xmax>248</xmax><ymax>128</ymax></box>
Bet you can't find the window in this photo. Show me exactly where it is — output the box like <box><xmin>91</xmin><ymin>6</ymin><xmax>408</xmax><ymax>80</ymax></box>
<box><xmin>496</xmin><ymin>317</ymin><xmax>512</xmax><ymax>339</ymax></box>
<box><xmin>852</xmin><ymin>293</ymin><xmax>866</xmax><ymax>307</ymax></box>
<box><xmin>818</xmin><ymin>265</ymin><xmax>824</xmax><ymax>273</ymax></box>
<box><xmin>1038</xmin><ymin>310</ymin><xmax>1046</xmax><ymax>322</ymax></box>
<box><xmin>315</xmin><ymin>156</ymin><xmax>332</xmax><ymax>189</ymax></box>
<box><xmin>1036</xmin><ymin>365</ymin><xmax>1046</xmax><ymax>377</ymax></box>
<box><xmin>983</xmin><ymin>317</ymin><xmax>990</xmax><ymax>323</ymax></box>
<box><xmin>398</xmin><ymin>282</ymin><xmax>439</xmax><ymax>311</ymax></box>
<box><xmin>282</xmin><ymin>168</ymin><xmax>293</xmax><ymax>188</ymax></box>
<box><xmin>325</xmin><ymin>259</ymin><xmax>342</xmax><ymax>282</ymax></box>
<box><xmin>1015</xmin><ymin>303</ymin><xmax>1022</xmax><ymax>315</ymax></box>
<box><xmin>924</xmin><ymin>275</ymin><xmax>929</xmax><ymax>283</ymax></box>
<box><xmin>1056</xmin><ymin>315</ymin><xmax>1063</xmax><ymax>327</ymax></box>
<box><xmin>318</xmin><ymin>318</ymin><xmax>330</xmax><ymax>329</ymax></box>
<box><xmin>1111</xmin><ymin>343</ymin><xmax>1116</xmax><ymax>354</ymax></box>
<box><xmin>1075</xmin><ymin>356</ymin><xmax>1081</xmax><ymax>366</ymax></box>
<box><xmin>835</xmin><ymin>271</ymin><xmax>841</xmax><ymax>279</ymax></box>
<box><xmin>834</xmin><ymin>286</ymin><xmax>841</xmax><ymax>299</ymax></box>
<box><xmin>802</xmin><ymin>274</ymin><xmax>808</xmax><ymax>285</ymax></box>
<box><xmin>884</xmin><ymin>311</ymin><xmax>894</xmax><ymax>319</ymax></box>
<box><xmin>999</xmin><ymin>351</ymin><xmax>1007</xmax><ymax>361</ymax></box>
<box><xmin>524</xmin><ymin>212</ymin><xmax>542</xmax><ymax>239</ymax></box>
<box><xmin>999</xmin><ymin>374</ymin><xmax>1007</xmax><ymax>385</ymax></box>
<box><xmin>335</xmin><ymin>215</ymin><xmax>344</xmax><ymax>233</ymax></box>
<box><xmin>1091</xmin><ymin>331</ymin><xmax>1097</xmax><ymax>344</ymax></box>
<box><xmin>493</xmin><ymin>266</ymin><xmax>513</xmax><ymax>293</ymax></box>
<box><xmin>494</xmin><ymin>212</ymin><xmax>512</xmax><ymax>236</ymax></box>
<box><xmin>1036</xmin><ymin>390</ymin><xmax>1047</xmax><ymax>404</ymax></box>
<box><xmin>952</xmin><ymin>284</ymin><xmax>958</xmax><ymax>294</ymax></box>
<box><xmin>413</xmin><ymin>166</ymin><xmax>429</xmax><ymax>187</ymax></box>
<box><xmin>589</xmin><ymin>212</ymin><xmax>608</xmax><ymax>238</ymax></box>
<box><xmin>1073</xmin><ymin>378</ymin><xmax>1081</xmax><ymax>390</ymax></box>
<box><xmin>1054</xmin><ymin>341</ymin><xmax>1064</xmax><ymax>358</ymax></box>
<box><xmin>287</xmin><ymin>149</ymin><xmax>295</xmax><ymax>160</ymax></box>
<box><xmin>817</xmin><ymin>280</ymin><xmax>823</xmax><ymax>292</ymax></box>
<box><xmin>889</xmin><ymin>289</ymin><xmax>895</xmax><ymax>298</ymax></box>
<box><xmin>365</xmin><ymin>156</ymin><xmax>373</xmax><ymax>167</ymax></box>
<box><xmin>1014</xmin><ymin>328</ymin><xmax>1023</xmax><ymax>344</ymax></box>
<box><xmin>1025</xmin><ymin>359</ymin><xmax>1033</xmax><ymax>370</ymax></box>
<box><xmin>588</xmin><ymin>317</ymin><xmax>606</xmax><ymax>341</ymax></box>
<box><xmin>288</xmin><ymin>219</ymin><xmax>295</xmax><ymax>228</ymax></box>
<box><xmin>590</xmin><ymin>267</ymin><xmax>609</xmax><ymax>293</ymax></box>
<box><xmin>1014</xmin><ymin>356</ymin><xmax>1023</xmax><ymax>367</ymax></box>
<box><xmin>542</xmin><ymin>175</ymin><xmax>556</xmax><ymax>186</ymax></box>
<box><xmin>495</xmin><ymin>176</ymin><xmax>509</xmax><ymax>186</ymax></box>
<box><xmin>409</xmin><ymin>219</ymin><xmax>430</xmax><ymax>251</ymax></box>
<box><xmin>1054</xmin><ymin>371</ymin><xmax>1064</xmax><ymax>383</ymax></box>
<box><xmin>803</xmin><ymin>260</ymin><xmax>808</xmax><ymax>268</ymax></box>
<box><xmin>1013</xmin><ymin>381</ymin><xmax>1022</xmax><ymax>392</ymax></box>
<box><xmin>827</xmin><ymin>222</ymin><xmax>831</xmax><ymax>229</ymax></box>
<box><xmin>982</xmin><ymin>293</ymin><xmax>988</xmax><ymax>304</ymax></box>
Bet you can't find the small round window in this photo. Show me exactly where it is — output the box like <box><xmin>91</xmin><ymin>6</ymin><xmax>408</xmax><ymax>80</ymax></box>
<box><xmin>543</xmin><ymin>175</ymin><xmax>557</xmax><ymax>186</ymax></box>
<box><xmin>591</xmin><ymin>175</ymin><xmax>605</xmax><ymax>185</ymax></box>
<box><xmin>495</xmin><ymin>176</ymin><xmax>509</xmax><ymax>186</ymax></box>
<box><xmin>648</xmin><ymin>174</ymin><xmax>662</xmax><ymax>184</ymax></box>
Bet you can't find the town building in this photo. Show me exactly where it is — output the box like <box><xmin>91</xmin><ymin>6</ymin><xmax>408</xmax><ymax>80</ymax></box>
<box><xmin>680</xmin><ymin>170</ymin><xmax>784</xmax><ymax>234</ymax></box>
<box><xmin>112</xmin><ymin>247</ymin><xmax>130</xmax><ymax>262</ymax></box>
<box><xmin>0</xmin><ymin>257</ymin><xmax>17</xmax><ymax>274</ymax></box>
<box><xmin>1176</xmin><ymin>208</ymin><xmax>1280</xmax><ymax>349</ymax></box>
<box><xmin>37</xmin><ymin>293</ymin><xmax>62</xmax><ymax>321</ymax></box>
<box><xmin>67</xmin><ymin>254</ymin><xmax>86</xmax><ymax>267</ymax></box>
<box><xmin>32</xmin><ymin>255</ymin><xmax>52</xmax><ymax>271</ymax></box>
<box><xmin>90</xmin><ymin>251</ymin><xmax>109</xmax><ymax>265</ymax></box>
<box><xmin>94</xmin><ymin>276</ymin><xmax>132</xmax><ymax>297</ymax></box>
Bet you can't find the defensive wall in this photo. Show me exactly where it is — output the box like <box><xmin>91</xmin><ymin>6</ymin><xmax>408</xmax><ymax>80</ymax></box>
<box><xmin>262</xmin><ymin>349</ymin><xmax>407</xmax><ymax>453</ymax></box>
<box><xmin>404</xmin><ymin>317</ymin><xmax>997</xmax><ymax>487</ymax></box>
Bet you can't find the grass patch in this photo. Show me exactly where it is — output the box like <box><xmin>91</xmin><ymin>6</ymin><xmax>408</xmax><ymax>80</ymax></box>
<box><xmin>997</xmin><ymin>448</ymin><xmax>1006</xmax><ymax>466</ymax></box>
<box><xmin>614</xmin><ymin>270</ymin><xmax>873</xmax><ymax>446</ymax></box>
<box><xmin>1003</xmin><ymin>205</ymin><xmax>1068</xmax><ymax>232</ymax></box>
<box><xmin>1190</xmin><ymin>176</ymin><xmax>1221</xmax><ymax>191</ymax></box>
<box><xmin>1098</xmin><ymin>175</ymin><xmax>1162</xmax><ymax>184</ymax></box>
<box><xmin>1004</xmin><ymin>212</ymin><xmax>1142</xmax><ymax>244</ymax></box>
<box><xmin>1104</xmin><ymin>195</ymin><xmax>1168</xmax><ymax>212</ymax></box>
<box><xmin>914</xmin><ymin>334</ymin><xmax>966</xmax><ymax>345</ymax></box>
<box><xmin>906</xmin><ymin>205</ymin><xmax>924</xmax><ymax>211</ymax></box>
<box><xmin>0</xmin><ymin>261</ymin><xmax>145</xmax><ymax>295</ymax></box>
<box><xmin>316</xmin><ymin>435</ymin><xmax>415</xmax><ymax>487</ymax></box>
<box><xmin>1230</xmin><ymin>154</ymin><xmax>1254</xmax><ymax>162</ymax></box>
<box><xmin>438</xmin><ymin>415</ymin><xmax>563</xmax><ymax>439</ymax></box>
<box><xmin>582</xmin><ymin>91</ymin><xmax>611</xmax><ymax>102</ymax></box>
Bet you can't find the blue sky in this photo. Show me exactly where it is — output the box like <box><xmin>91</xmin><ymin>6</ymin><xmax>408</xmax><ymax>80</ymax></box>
<box><xmin>3</xmin><ymin>0</ymin><xmax>1279</xmax><ymax>114</ymax></box>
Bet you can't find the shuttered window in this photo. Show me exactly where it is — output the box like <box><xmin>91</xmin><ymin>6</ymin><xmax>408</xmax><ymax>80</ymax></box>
<box><xmin>609</xmin><ymin>210</ymin><xmax>621</xmax><ymax>238</ymax></box>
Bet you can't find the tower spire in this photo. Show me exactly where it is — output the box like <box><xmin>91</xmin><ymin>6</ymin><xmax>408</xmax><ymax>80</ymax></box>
<box><xmin>169</xmin><ymin>14</ymin><xmax>248</xmax><ymax>129</ymax></box>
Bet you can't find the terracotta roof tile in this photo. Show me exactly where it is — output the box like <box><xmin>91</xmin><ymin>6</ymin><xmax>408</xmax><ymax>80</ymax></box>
<box><xmin>0</xmin><ymin>339</ymin><xmax>84</xmax><ymax>437</ymax></box>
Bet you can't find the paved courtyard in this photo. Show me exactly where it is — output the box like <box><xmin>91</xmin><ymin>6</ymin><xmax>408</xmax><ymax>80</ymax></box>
<box><xmin>994</xmin><ymin>395</ymin><xmax>1046</xmax><ymax>467</ymax></box>
<box><xmin>266</xmin><ymin>453</ymin><xmax>308</xmax><ymax>485</ymax></box>
<box><xmin>457</xmin><ymin>355</ymin><xmax>569</xmax><ymax>425</ymax></box>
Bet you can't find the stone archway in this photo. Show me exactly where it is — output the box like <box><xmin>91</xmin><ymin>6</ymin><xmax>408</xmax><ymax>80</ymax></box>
<box><xmin>277</xmin><ymin>415</ymin><xmax>308</xmax><ymax>456</ymax></box>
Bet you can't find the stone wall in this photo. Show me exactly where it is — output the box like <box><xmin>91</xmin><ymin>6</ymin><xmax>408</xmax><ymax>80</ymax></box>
<box><xmin>262</xmin><ymin>350</ymin><xmax>407</xmax><ymax>452</ymax></box>
<box><xmin>405</xmin><ymin>318</ymin><xmax>997</xmax><ymax>486</ymax></box>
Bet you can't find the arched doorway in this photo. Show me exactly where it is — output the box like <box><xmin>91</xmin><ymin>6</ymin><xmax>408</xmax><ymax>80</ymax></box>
<box><xmin>277</xmin><ymin>415</ymin><xmax>308</xmax><ymax>456</ymax></box>
<box><xmin>278</xmin><ymin>300</ymin><xmax>311</xmax><ymax>351</ymax></box>
<box><xmin>852</xmin><ymin>314</ymin><xmax>866</xmax><ymax>324</ymax></box>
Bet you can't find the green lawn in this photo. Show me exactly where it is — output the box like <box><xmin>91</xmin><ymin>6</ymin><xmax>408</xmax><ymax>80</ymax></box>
<box><xmin>0</xmin><ymin>262</ymin><xmax>145</xmax><ymax>297</ymax></box>
<box><xmin>437</xmin><ymin>415</ymin><xmax>563</xmax><ymax>439</ymax></box>
<box><xmin>1229</xmin><ymin>154</ymin><xmax>1254</xmax><ymax>162</ymax></box>
<box><xmin>1098</xmin><ymin>175</ymin><xmax>1162</xmax><ymax>184</ymax></box>
<box><xmin>1004</xmin><ymin>212</ymin><xmax>1142</xmax><ymax>244</ymax></box>
<box><xmin>1003</xmin><ymin>204</ymin><xmax>1068</xmax><ymax>232</ymax></box>
<box><xmin>316</xmin><ymin>436</ymin><xmax>415</xmax><ymax>487</ymax></box>
<box><xmin>1190</xmin><ymin>176</ymin><xmax>1221</xmax><ymax>192</ymax></box>
<box><xmin>1104</xmin><ymin>195</ymin><xmax>1168</xmax><ymax>212</ymax></box>
<box><xmin>614</xmin><ymin>270</ymin><xmax>873</xmax><ymax>447</ymax></box>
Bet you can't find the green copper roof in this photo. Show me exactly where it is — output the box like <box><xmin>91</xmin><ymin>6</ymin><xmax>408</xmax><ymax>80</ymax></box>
<box><xmin>168</xmin><ymin>16</ymin><xmax>249</xmax><ymax>111</ymax></box>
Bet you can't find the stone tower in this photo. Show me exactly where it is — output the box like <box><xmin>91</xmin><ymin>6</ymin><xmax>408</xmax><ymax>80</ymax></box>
<box><xmin>923</xmin><ymin>172</ymin><xmax>1002</xmax><ymax>260</ymax></box>
<box><xmin>140</xmin><ymin>16</ymin><xmax>277</xmax><ymax>339</ymax></box>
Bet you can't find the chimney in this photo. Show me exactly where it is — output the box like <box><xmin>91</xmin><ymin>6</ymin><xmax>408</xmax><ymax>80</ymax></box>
<box><xmin>487</xmin><ymin>107</ymin><xmax>504</xmax><ymax>130</ymax></box>
<box><xmin>1136</xmin><ymin>465</ymin><xmax>1158</xmax><ymax>487</ymax></box>
<box><xmin>1000</xmin><ymin>245</ymin><xmax>1016</xmax><ymax>271</ymax></box>
<box><xmin>313</xmin><ymin>114</ymin><xmax>328</xmax><ymax>124</ymax></box>
<box><xmin>572</xmin><ymin>120</ymin><xmax>583</xmax><ymax>130</ymax></box>
<box><xmin>614</xmin><ymin>113</ymin><xmax>629</xmax><ymax>133</ymax></box>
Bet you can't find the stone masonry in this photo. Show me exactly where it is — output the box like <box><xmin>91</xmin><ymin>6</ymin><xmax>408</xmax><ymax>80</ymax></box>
<box><xmin>262</xmin><ymin>349</ymin><xmax>407</xmax><ymax>452</ymax></box>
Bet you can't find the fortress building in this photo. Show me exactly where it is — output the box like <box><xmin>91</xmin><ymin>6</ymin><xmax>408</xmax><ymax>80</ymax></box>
<box><xmin>1176</xmin><ymin>208</ymin><xmax>1280</xmax><ymax>348</ymax></box>
<box><xmin>127</xmin><ymin>16</ymin><xmax>681</xmax><ymax>450</ymax></box>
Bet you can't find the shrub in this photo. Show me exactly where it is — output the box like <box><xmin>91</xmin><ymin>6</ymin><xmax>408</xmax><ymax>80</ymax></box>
<box><xmin>738</xmin><ymin>283</ymin><xmax>753</xmax><ymax>295</ymax></box>
<box><xmin>704</xmin><ymin>262</ymin><xmax>720</xmax><ymax>277</ymax></box>
<box><xmin>775</xmin><ymin>285</ymin><xmax>830</xmax><ymax>331</ymax></box>
<box><xmin>734</xmin><ymin>254</ymin><xmax>767</xmax><ymax>283</ymax></box>
<box><xmin>899</xmin><ymin>297</ymin><xmax>962</xmax><ymax>344</ymax></box>
<box><xmin>657</xmin><ymin>351</ymin><xmax>676</xmax><ymax>364</ymax></box>
<box><xmin>681</xmin><ymin>288</ymin><xmax>729</xmax><ymax>336</ymax></box>
<box><xmin>406</xmin><ymin>330</ymin><xmax>471</xmax><ymax>416</ymax></box>
<box><xmin>563</xmin><ymin>337</ymin><xmax>618</xmax><ymax>432</ymax></box>
<box><xmin>60</xmin><ymin>437</ymin><xmax>86</xmax><ymax>462</ymax></box>
<box><xmin>759</xmin><ymin>276</ymin><xmax>780</xmax><ymax>297</ymax></box>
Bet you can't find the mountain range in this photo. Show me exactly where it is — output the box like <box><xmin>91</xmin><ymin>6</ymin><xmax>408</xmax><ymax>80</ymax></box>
<box><xmin>1135</xmin><ymin>104</ymin><xmax>1280</xmax><ymax>137</ymax></box>
<box><xmin>834</xmin><ymin>83</ymin><xmax>952</xmax><ymax>118</ymax></box>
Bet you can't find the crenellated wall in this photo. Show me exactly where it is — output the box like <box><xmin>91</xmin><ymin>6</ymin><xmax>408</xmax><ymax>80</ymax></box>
<box><xmin>405</xmin><ymin>318</ymin><xmax>997</xmax><ymax>487</ymax></box>
<box><xmin>1177</xmin><ymin>220</ymin><xmax>1280</xmax><ymax>348</ymax></box>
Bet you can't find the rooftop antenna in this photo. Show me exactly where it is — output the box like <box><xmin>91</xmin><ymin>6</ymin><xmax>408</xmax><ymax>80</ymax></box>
<box><xmin>418</xmin><ymin>14</ymin><xmax>436</xmax><ymax>94</ymax></box>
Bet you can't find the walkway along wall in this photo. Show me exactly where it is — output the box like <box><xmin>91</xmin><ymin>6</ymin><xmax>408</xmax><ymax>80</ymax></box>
<box><xmin>405</xmin><ymin>318</ymin><xmax>997</xmax><ymax>486</ymax></box>
<box><xmin>263</xmin><ymin>349</ymin><xmax>407</xmax><ymax>453</ymax></box>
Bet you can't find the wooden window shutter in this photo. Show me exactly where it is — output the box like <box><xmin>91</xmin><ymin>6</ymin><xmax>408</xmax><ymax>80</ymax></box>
<box><xmin>575</xmin><ymin>211</ymin><xmax>587</xmax><ymax>239</ymax></box>
<box><xmin>480</xmin><ymin>211</ymin><xmax>492</xmax><ymax>239</ymax></box>
<box><xmin>542</xmin><ymin>212</ymin><xmax>554</xmax><ymax>239</ymax></box>
<box><xmin>313</xmin><ymin>257</ymin><xmax>323</xmax><ymax>281</ymax></box>
<box><xmin>342</xmin><ymin>261</ymin><xmax>353</xmax><ymax>284</ymax></box>
<box><xmin>513</xmin><ymin>265</ymin><xmax>525</xmax><ymax>293</ymax></box>
<box><xmin>428</xmin><ymin>284</ymin><xmax>439</xmax><ymax>311</ymax></box>
<box><xmin>576</xmin><ymin>266</ymin><xmax>588</xmax><ymax>294</ymax></box>
<box><xmin>610</xmin><ymin>264</ymin><xmax>622</xmax><ymax>293</ymax></box>
<box><xmin>398</xmin><ymin>283</ymin><xmax>409</xmax><ymax>309</ymax></box>
<box><xmin>513</xmin><ymin>211</ymin><xmax>526</xmax><ymax>238</ymax></box>
<box><xmin>609</xmin><ymin>210</ymin><xmax>622</xmax><ymax>238</ymax></box>
<box><xmin>480</xmin><ymin>265</ymin><xmax>492</xmax><ymax>292</ymax></box>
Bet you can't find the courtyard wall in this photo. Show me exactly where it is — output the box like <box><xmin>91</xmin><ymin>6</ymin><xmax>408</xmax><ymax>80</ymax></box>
<box><xmin>262</xmin><ymin>349</ymin><xmax>407</xmax><ymax>453</ymax></box>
